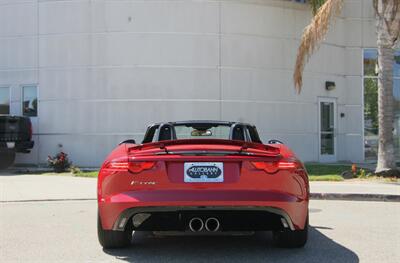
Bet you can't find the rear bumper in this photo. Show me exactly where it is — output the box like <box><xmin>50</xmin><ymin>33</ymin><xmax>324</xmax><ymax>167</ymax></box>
<box><xmin>0</xmin><ymin>141</ymin><xmax>34</xmax><ymax>153</ymax></box>
<box><xmin>98</xmin><ymin>190</ymin><xmax>308</xmax><ymax>231</ymax></box>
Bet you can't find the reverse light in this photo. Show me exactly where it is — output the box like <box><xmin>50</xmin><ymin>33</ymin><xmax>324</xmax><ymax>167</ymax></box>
<box><xmin>251</xmin><ymin>160</ymin><xmax>298</xmax><ymax>174</ymax></box>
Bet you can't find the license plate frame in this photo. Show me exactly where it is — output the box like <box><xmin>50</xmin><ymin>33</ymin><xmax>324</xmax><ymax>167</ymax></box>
<box><xmin>184</xmin><ymin>162</ymin><xmax>224</xmax><ymax>183</ymax></box>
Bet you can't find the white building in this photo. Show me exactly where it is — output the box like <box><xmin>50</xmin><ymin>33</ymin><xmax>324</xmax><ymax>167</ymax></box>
<box><xmin>0</xmin><ymin>0</ymin><xmax>399</xmax><ymax>167</ymax></box>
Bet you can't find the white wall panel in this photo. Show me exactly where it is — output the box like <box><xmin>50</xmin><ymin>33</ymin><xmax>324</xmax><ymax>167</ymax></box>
<box><xmin>38</xmin><ymin>100</ymin><xmax>220</xmax><ymax>135</ymax></box>
<box><xmin>221</xmin><ymin>2</ymin><xmax>297</xmax><ymax>38</ymax></box>
<box><xmin>39</xmin><ymin>0</ymin><xmax>91</xmax><ymax>34</ymax></box>
<box><xmin>362</xmin><ymin>19</ymin><xmax>377</xmax><ymax>47</ymax></box>
<box><xmin>0</xmin><ymin>2</ymin><xmax>36</xmax><ymax>37</ymax></box>
<box><xmin>39</xmin><ymin>67</ymin><xmax>220</xmax><ymax>100</ymax></box>
<box><xmin>338</xmin><ymin>105</ymin><xmax>363</xmax><ymax>134</ymax></box>
<box><xmin>0</xmin><ymin>37</ymin><xmax>37</xmax><ymax>69</ymax></box>
<box><xmin>221</xmin><ymin>34</ymin><xmax>296</xmax><ymax>70</ymax></box>
<box><xmin>345</xmin><ymin>20</ymin><xmax>362</xmax><ymax>47</ymax></box>
<box><xmin>221</xmin><ymin>101</ymin><xmax>318</xmax><ymax>134</ymax></box>
<box><xmin>39</xmin><ymin>34</ymin><xmax>91</xmax><ymax>68</ymax></box>
<box><xmin>93</xmin><ymin>0</ymin><xmax>219</xmax><ymax>34</ymax></box>
<box><xmin>92</xmin><ymin>33</ymin><xmax>219</xmax><ymax>67</ymax></box>
<box><xmin>345</xmin><ymin>48</ymin><xmax>363</xmax><ymax>76</ymax></box>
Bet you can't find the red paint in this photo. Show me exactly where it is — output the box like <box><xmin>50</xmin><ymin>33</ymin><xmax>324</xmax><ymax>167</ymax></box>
<box><xmin>98</xmin><ymin>139</ymin><xmax>309</xmax><ymax>230</ymax></box>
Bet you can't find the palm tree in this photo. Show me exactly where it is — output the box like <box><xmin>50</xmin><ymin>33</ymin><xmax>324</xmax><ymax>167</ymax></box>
<box><xmin>294</xmin><ymin>0</ymin><xmax>400</xmax><ymax>173</ymax></box>
<box><xmin>373</xmin><ymin>1</ymin><xmax>400</xmax><ymax>172</ymax></box>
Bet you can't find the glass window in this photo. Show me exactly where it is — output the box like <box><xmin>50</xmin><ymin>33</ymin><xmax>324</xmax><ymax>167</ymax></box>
<box><xmin>394</xmin><ymin>50</ymin><xmax>400</xmax><ymax>77</ymax></box>
<box><xmin>320</xmin><ymin>101</ymin><xmax>335</xmax><ymax>155</ymax></box>
<box><xmin>364</xmin><ymin>78</ymin><xmax>379</xmax><ymax>160</ymax></box>
<box><xmin>395</xmin><ymin>79</ymin><xmax>400</xmax><ymax>161</ymax></box>
<box><xmin>364</xmin><ymin>49</ymin><xmax>400</xmax><ymax>77</ymax></box>
<box><xmin>174</xmin><ymin>125</ymin><xmax>231</xmax><ymax>140</ymax></box>
<box><xmin>363</xmin><ymin>49</ymin><xmax>400</xmax><ymax>161</ymax></box>
<box><xmin>394</xmin><ymin>78</ymin><xmax>400</xmax><ymax>101</ymax></box>
<box><xmin>22</xmin><ymin>86</ymin><xmax>37</xmax><ymax>117</ymax></box>
<box><xmin>364</xmin><ymin>49</ymin><xmax>378</xmax><ymax>76</ymax></box>
<box><xmin>0</xmin><ymin>87</ymin><xmax>10</xmax><ymax>115</ymax></box>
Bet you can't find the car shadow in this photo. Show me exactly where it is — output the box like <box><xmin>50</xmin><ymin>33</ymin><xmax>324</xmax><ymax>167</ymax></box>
<box><xmin>103</xmin><ymin>227</ymin><xmax>359</xmax><ymax>263</ymax></box>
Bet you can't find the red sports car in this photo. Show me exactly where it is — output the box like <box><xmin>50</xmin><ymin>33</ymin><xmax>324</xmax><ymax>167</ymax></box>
<box><xmin>97</xmin><ymin>121</ymin><xmax>309</xmax><ymax>248</ymax></box>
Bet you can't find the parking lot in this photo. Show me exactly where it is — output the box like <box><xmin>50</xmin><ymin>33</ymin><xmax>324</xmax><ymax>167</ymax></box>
<box><xmin>1</xmin><ymin>199</ymin><xmax>399</xmax><ymax>263</ymax></box>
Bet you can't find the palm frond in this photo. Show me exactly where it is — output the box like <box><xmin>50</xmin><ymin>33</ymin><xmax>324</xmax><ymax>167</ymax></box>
<box><xmin>293</xmin><ymin>0</ymin><xmax>343</xmax><ymax>93</ymax></box>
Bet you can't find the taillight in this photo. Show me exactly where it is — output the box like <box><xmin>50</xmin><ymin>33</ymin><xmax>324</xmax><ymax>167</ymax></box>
<box><xmin>251</xmin><ymin>160</ymin><xmax>298</xmax><ymax>174</ymax></box>
<box><xmin>104</xmin><ymin>159</ymin><xmax>155</xmax><ymax>174</ymax></box>
<box><xmin>128</xmin><ymin>161</ymin><xmax>155</xmax><ymax>173</ymax></box>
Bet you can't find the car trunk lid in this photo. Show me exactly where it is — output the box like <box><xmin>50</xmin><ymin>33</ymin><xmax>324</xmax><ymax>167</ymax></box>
<box><xmin>127</xmin><ymin>139</ymin><xmax>281</xmax><ymax>185</ymax></box>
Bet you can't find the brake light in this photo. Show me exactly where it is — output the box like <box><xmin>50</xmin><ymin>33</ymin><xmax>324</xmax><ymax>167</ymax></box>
<box><xmin>104</xmin><ymin>159</ymin><xmax>155</xmax><ymax>174</ymax></box>
<box><xmin>251</xmin><ymin>160</ymin><xmax>298</xmax><ymax>174</ymax></box>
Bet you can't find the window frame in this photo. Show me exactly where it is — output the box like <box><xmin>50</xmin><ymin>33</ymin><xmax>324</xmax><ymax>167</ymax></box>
<box><xmin>21</xmin><ymin>84</ymin><xmax>38</xmax><ymax>118</ymax></box>
<box><xmin>362</xmin><ymin>48</ymin><xmax>400</xmax><ymax>161</ymax></box>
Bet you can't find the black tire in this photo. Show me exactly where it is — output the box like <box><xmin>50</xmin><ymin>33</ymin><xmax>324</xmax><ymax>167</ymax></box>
<box><xmin>0</xmin><ymin>152</ymin><xmax>16</xmax><ymax>170</ymax></box>
<box><xmin>98</xmin><ymin>213</ymin><xmax>132</xmax><ymax>249</ymax></box>
<box><xmin>273</xmin><ymin>217</ymin><xmax>308</xmax><ymax>248</ymax></box>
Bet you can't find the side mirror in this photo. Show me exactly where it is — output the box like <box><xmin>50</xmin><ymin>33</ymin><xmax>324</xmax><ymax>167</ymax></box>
<box><xmin>119</xmin><ymin>139</ymin><xmax>136</xmax><ymax>145</ymax></box>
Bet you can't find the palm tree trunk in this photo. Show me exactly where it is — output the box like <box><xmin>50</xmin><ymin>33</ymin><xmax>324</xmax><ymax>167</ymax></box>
<box><xmin>376</xmin><ymin>28</ymin><xmax>396</xmax><ymax>172</ymax></box>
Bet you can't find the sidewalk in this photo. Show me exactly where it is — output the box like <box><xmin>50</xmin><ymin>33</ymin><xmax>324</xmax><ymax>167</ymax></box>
<box><xmin>310</xmin><ymin>181</ymin><xmax>400</xmax><ymax>202</ymax></box>
<box><xmin>0</xmin><ymin>173</ymin><xmax>399</xmax><ymax>202</ymax></box>
<box><xmin>310</xmin><ymin>181</ymin><xmax>399</xmax><ymax>196</ymax></box>
<box><xmin>0</xmin><ymin>174</ymin><xmax>96</xmax><ymax>202</ymax></box>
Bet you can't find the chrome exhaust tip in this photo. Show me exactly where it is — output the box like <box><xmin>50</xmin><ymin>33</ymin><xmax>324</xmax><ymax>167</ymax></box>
<box><xmin>132</xmin><ymin>213</ymin><xmax>151</xmax><ymax>228</ymax></box>
<box><xmin>189</xmin><ymin>217</ymin><xmax>204</xmax><ymax>232</ymax></box>
<box><xmin>281</xmin><ymin>218</ymin><xmax>289</xmax><ymax>229</ymax></box>
<box><xmin>205</xmin><ymin>217</ymin><xmax>220</xmax><ymax>232</ymax></box>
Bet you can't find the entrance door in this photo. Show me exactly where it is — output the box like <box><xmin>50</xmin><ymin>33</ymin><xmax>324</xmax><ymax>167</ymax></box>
<box><xmin>319</xmin><ymin>98</ymin><xmax>337</xmax><ymax>162</ymax></box>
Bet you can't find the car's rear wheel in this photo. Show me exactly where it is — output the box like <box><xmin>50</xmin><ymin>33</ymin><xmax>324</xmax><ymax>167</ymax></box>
<box><xmin>272</xmin><ymin>216</ymin><xmax>308</xmax><ymax>248</ymax></box>
<box><xmin>97</xmin><ymin>213</ymin><xmax>132</xmax><ymax>249</ymax></box>
<box><xmin>0</xmin><ymin>152</ymin><xmax>16</xmax><ymax>170</ymax></box>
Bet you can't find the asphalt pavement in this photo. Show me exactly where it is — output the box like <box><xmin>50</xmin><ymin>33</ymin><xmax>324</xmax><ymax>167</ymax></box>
<box><xmin>1</xmin><ymin>200</ymin><xmax>399</xmax><ymax>262</ymax></box>
<box><xmin>1</xmin><ymin>173</ymin><xmax>400</xmax><ymax>262</ymax></box>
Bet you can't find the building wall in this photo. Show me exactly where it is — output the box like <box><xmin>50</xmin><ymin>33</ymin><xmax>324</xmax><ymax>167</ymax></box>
<box><xmin>0</xmin><ymin>0</ymin><xmax>375</xmax><ymax>167</ymax></box>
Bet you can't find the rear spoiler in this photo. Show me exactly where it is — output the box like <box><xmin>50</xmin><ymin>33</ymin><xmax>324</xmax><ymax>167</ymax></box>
<box><xmin>128</xmin><ymin>139</ymin><xmax>280</xmax><ymax>155</ymax></box>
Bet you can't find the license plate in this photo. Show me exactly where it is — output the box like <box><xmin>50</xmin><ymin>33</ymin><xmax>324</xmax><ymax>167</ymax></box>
<box><xmin>6</xmin><ymin>142</ymin><xmax>15</xmax><ymax>149</ymax></box>
<box><xmin>184</xmin><ymin>162</ymin><xmax>224</xmax><ymax>183</ymax></box>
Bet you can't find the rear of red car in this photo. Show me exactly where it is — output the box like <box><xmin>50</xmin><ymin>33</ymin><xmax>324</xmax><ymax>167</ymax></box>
<box><xmin>97</xmin><ymin>138</ymin><xmax>309</xmax><ymax>249</ymax></box>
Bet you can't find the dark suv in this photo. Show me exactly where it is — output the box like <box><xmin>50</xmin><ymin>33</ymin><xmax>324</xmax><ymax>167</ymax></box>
<box><xmin>0</xmin><ymin>116</ymin><xmax>34</xmax><ymax>169</ymax></box>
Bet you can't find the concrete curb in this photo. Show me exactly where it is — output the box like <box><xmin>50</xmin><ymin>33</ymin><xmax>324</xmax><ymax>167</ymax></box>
<box><xmin>310</xmin><ymin>193</ymin><xmax>400</xmax><ymax>202</ymax></box>
<box><xmin>1</xmin><ymin>194</ymin><xmax>399</xmax><ymax>203</ymax></box>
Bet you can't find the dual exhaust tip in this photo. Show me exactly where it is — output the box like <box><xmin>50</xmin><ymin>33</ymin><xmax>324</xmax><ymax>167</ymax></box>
<box><xmin>189</xmin><ymin>217</ymin><xmax>220</xmax><ymax>232</ymax></box>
